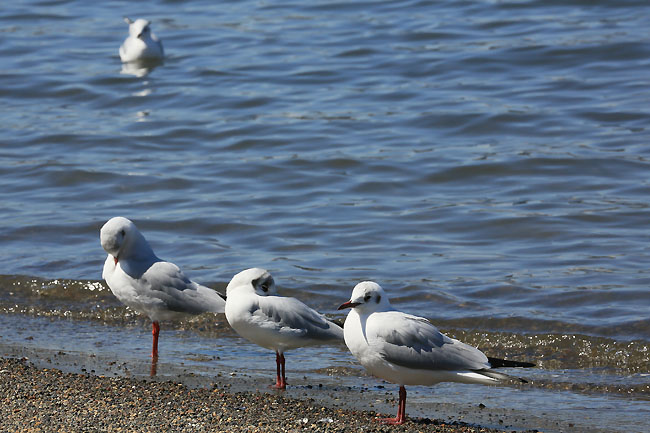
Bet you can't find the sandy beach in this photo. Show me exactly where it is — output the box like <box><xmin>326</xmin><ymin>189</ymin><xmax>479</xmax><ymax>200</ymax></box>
<box><xmin>0</xmin><ymin>357</ymin><xmax>532</xmax><ymax>433</ymax></box>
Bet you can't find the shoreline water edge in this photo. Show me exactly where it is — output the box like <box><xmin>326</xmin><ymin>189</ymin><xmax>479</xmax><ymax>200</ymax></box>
<box><xmin>2</xmin><ymin>318</ymin><xmax>644</xmax><ymax>433</ymax></box>
<box><xmin>0</xmin><ymin>356</ymin><xmax>543</xmax><ymax>433</ymax></box>
<box><xmin>1</xmin><ymin>275</ymin><xmax>649</xmax><ymax>432</ymax></box>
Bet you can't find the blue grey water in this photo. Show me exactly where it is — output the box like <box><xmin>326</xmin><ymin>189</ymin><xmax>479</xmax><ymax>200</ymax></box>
<box><xmin>1</xmin><ymin>1</ymin><xmax>649</xmax><ymax>432</ymax></box>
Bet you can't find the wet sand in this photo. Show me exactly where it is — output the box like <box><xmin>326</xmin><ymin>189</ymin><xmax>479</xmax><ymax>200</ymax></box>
<box><xmin>0</xmin><ymin>357</ymin><xmax>533</xmax><ymax>433</ymax></box>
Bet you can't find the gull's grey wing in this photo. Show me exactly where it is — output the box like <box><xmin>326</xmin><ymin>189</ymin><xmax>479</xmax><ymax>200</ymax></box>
<box><xmin>254</xmin><ymin>296</ymin><xmax>343</xmax><ymax>341</ymax></box>
<box><xmin>367</xmin><ymin>311</ymin><xmax>490</xmax><ymax>371</ymax></box>
<box><xmin>138</xmin><ymin>260</ymin><xmax>209</xmax><ymax>314</ymax></box>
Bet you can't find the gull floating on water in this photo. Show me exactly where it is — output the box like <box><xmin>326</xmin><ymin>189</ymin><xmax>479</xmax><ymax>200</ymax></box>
<box><xmin>225</xmin><ymin>268</ymin><xmax>343</xmax><ymax>389</ymax></box>
<box><xmin>119</xmin><ymin>17</ymin><xmax>164</xmax><ymax>63</ymax></box>
<box><xmin>100</xmin><ymin>217</ymin><xmax>225</xmax><ymax>359</ymax></box>
<box><xmin>338</xmin><ymin>281</ymin><xmax>534</xmax><ymax>425</ymax></box>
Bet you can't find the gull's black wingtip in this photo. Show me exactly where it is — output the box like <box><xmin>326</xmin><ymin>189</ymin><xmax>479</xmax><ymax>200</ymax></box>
<box><xmin>488</xmin><ymin>357</ymin><xmax>536</xmax><ymax>369</ymax></box>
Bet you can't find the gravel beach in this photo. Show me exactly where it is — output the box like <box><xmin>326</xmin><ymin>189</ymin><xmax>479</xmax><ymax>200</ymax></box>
<box><xmin>0</xmin><ymin>357</ymin><xmax>528</xmax><ymax>433</ymax></box>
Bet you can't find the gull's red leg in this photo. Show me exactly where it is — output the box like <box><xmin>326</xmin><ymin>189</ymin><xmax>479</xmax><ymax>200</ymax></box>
<box><xmin>378</xmin><ymin>385</ymin><xmax>407</xmax><ymax>425</ymax></box>
<box><xmin>272</xmin><ymin>351</ymin><xmax>287</xmax><ymax>389</ymax></box>
<box><xmin>150</xmin><ymin>357</ymin><xmax>158</xmax><ymax>377</ymax></box>
<box><xmin>279</xmin><ymin>352</ymin><xmax>286</xmax><ymax>388</ymax></box>
<box><xmin>274</xmin><ymin>350</ymin><xmax>281</xmax><ymax>387</ymax></box>
<box><xmin>151</xmin><ymin>321</ymin><xmax>160</xmax><ymax>359</ymax></box>
<box><xmin>398</xmin><ymin>385</ymin><xmax>407</xmax><ymax>422</ymax></box>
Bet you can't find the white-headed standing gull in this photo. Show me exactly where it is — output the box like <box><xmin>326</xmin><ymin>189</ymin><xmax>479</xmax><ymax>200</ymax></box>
<box><xmin>225</xmin><ymin>268</ymin><xmax>343</xmax><ymax>389</ymax></box>
<box><xmin>338</xmin><ymin>281</ymin><xmax>534</xmax><ymax>425</ymax></box>
<box><xmin>100</xmin><ymin>217</ymin><xmax>225</xmax><ymax>359</ymax></box>
<box><xmin>119</xmin><ymin>17</ymin><xmax>164</xmax><ymax>63</ymax></box>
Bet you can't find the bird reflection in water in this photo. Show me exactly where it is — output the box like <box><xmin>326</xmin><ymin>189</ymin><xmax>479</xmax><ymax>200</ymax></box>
<box><xmin>120</xmin><ymin>58</ymin><xmax>163</xmax><ymax>77</ymax></box>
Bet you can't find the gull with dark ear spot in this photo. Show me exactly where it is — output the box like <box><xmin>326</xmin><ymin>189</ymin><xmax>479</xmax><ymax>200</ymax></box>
<box><xmin>338</xmin><ymin>281</ymin><xmax>535</xmax><ymax>425</ymax></box>
<box><xmin>119</xmin><ymin>17</ymin><xmax>164</xmax><ymax>63</ymax></box>
<box><xmin>100</xmin><ymin>217</ymin><xmax>225</xmax><ymax>359</ymax></box>
<box><xmin>225</xmin><ymin>268</ymin><xmax>343</xmax><ymax>389</ymax></box>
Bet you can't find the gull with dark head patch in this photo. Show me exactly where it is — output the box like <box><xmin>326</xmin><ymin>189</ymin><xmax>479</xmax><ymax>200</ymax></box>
<box><xmin>339</xmin><ymin>281</ymin><xmax>535</xmax><ymax>425</ymax></box>
<box><xmin>225</xmin><ymin>268</ymin><xmax>343</xmax><ymax>389</ymax></box>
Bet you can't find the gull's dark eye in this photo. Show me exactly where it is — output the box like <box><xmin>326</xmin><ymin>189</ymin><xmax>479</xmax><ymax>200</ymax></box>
<box><xmin>252</xmin><ymin>276</ymin><xmax>271</xmax><ymax>293</ymax></box>
<box><xmin>120</xmin><ymin>229</ymin><xmax>126</xmax><ymax>237</ymax></box>
<box><xmin>364</xmin><ymin>294</ymin><xmax>371</xmax><ymax>302</ymax></box>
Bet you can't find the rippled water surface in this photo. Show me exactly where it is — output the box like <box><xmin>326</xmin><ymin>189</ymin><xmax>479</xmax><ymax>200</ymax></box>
<box><xmin>1</xmin><ymin>1</ymin><xmax>649</xmax><ymax>432</ymax></box>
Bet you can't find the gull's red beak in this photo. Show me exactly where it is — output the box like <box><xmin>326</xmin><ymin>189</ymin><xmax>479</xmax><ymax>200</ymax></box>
<box><xmin>338</xmin><ymin>301</ymin><xmax>360</xmax><ymax>310</ymax></box>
